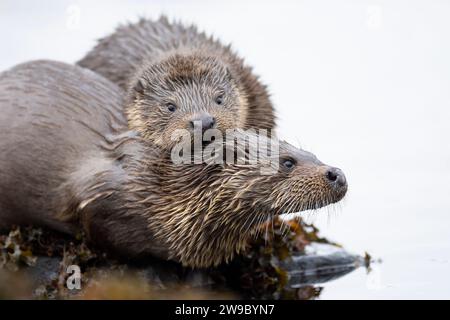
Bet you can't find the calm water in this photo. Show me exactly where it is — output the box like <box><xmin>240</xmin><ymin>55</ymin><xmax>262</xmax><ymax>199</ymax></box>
<box><xmin>1</xmin><ymin>0</ymin><xmax>449</xmax><ymax>299</ymax></box>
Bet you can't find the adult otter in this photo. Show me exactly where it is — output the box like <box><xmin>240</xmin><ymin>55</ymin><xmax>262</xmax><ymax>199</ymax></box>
<box><xmin>0</xmin><ymin>61</ymin><xmax>347</xmax><ymax>267</ymax></box>
<box><xmin>78</xmin><ymin>16</ymin><xmax>275</xmax><ymax>148</ymax></box>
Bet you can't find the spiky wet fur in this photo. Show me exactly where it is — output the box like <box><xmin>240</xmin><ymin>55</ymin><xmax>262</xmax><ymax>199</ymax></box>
<box><xmin>77</xmin><ymin>131</ymin><xmax>346</xmax><ymax>268</ymax></box>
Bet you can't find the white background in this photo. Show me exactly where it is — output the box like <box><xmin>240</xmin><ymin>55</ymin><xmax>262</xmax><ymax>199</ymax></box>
<box><xmin>1</xmin><ymin>0</ymin><xmax>449</xmax><ymax>299</ymax></box>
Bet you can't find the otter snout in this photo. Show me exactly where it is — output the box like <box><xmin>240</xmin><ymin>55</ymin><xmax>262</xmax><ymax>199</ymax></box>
<box><xmin>189</xmin><ymin>113</ymin><xmax>216</xmax><ymax>132</ymax></box>
<box><xmin>324</xmin><ymin>166</ymin><xmax>347</xmax><ymax>192</ymax></box>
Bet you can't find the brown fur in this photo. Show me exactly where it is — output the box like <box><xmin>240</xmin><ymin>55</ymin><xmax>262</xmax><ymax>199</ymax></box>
<box><xmin>0</xmin><ymin>61</ymin><xmax>346</xmax><ymax>268</ymax></box>
<box><xmin>78</xmin><ymin>16</ymin><xmax>276</xmax><ymax>148</ymax></box>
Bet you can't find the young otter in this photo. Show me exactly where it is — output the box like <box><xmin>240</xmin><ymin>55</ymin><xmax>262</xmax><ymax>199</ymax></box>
<box><xmin>0</xmin><ymin>61</ymin><xmax>347</xmax><ymax>268</ymax></box>
<box><xmin>78</xmin><ymin>16</ymin><xmax>275</xmax><ymax>148</ymax></box>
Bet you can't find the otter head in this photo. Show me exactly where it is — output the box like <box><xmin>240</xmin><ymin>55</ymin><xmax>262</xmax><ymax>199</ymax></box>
<box><xmin>148</xmin><ymin>131</ymin><xmax>347</xmax><ymax>267</ymax></box>
<box><xmin>125</xmin><ymin>52</ymin><xmax>248</xmax><ymax>148</ymax></box>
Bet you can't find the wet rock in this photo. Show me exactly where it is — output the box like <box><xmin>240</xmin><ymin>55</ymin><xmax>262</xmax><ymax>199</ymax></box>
<box><xmin>0</xmin><ymin>218</ymin><xmax>367</xmax><ymax>299</ymax></box>
<box><xmin>281</xmin><ymin>243</ymin><xmax>364</xmax><ymax>287</ymax></box>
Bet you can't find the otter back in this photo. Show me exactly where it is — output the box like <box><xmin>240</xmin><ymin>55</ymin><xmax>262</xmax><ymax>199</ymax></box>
<box><xmin>0</xmin><ymin>60</ymin><xmax>127</xmax><ymax>232</ymax></box>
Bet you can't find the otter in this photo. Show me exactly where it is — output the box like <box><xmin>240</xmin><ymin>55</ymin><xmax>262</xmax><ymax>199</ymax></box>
<box><xmin>78</xmin><ymin>16</ymin><xmax>275</xmax><ymax>148</ymax></box>
<box><xmin>0</xmin><ymin>61</ymin><xmax>347</xmax><ymax>268</ymax></box>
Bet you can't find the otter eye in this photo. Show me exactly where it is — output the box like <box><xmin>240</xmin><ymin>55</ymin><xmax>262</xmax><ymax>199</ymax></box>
<box><xmin>215</xmin><ymin>94</ymin><xmax>224</xmax><ymax>105</ymax></box>
<box><xmin>167</xmin><ymin>103</ymin><xmax>177</xmax><ymax>112</ymax></box>
<box><xmin>282</xmin><ymin>158</ymin><xmax>296</xmax><ymax>170</ymax></box>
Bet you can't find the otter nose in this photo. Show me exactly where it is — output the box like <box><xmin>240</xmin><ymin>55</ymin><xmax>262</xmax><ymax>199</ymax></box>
<box><xmin>325</xmin><ymin>167</ymin><xmax>347</xmax><ymax>189</ymax></box>
<box><xmin>189</xmin><ymin>114</ymin><xmax>216</xmax><ymax>131</ymax></box>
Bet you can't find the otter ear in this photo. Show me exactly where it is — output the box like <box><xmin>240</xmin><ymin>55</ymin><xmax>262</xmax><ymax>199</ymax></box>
<box><xmin>133</xmin><ymin>78</ymin><xmax>146</xmax><ymax>95</ymax></box>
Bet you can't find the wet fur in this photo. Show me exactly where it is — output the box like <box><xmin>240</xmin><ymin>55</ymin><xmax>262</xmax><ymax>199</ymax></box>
<box><xmin>0</xmin><ymin>61</ymin><xmax>345</xmax><ymax>267</ymax></box>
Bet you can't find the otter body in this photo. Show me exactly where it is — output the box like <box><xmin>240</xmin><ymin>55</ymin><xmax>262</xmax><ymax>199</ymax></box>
<box><xmin>0</xmin><ymin>61</ymin><xmax>346</xmax><ymax>267</ymax></box>
<box><xmin>78</xmin><ymin>17</ymin><xmax>275</xmax><ymax>147</ymax></box>
<box><xmin>0</xmin><ymin>61</ymin><xmax>165</xmax><ymax>257</ymax></box>
<box><xmin>0</xmin><ymin>60</ymin><xmax>127</xmax><ymax>233</ymax></box>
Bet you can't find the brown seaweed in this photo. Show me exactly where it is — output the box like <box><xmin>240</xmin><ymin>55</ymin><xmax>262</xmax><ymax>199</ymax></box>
<box><xmin>0</xmin><ymin>217</ymin><xmax>366</xmax><ymax>300</ymax></box>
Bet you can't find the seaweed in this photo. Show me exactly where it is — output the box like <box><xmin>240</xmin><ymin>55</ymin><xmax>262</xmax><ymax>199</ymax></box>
<box><xmin>0</xmin><ymin>217</ymin><xmax>363</xmax><ymax>300</ymax></box>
